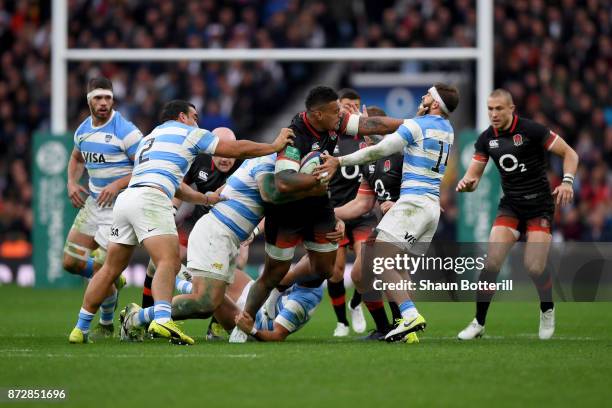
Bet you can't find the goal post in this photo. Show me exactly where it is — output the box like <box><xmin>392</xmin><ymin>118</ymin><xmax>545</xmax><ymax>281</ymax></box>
<box><xmin>51</xmin><ymin>0</ymin><xmax>493</xmax><ymax>134</ymax></box>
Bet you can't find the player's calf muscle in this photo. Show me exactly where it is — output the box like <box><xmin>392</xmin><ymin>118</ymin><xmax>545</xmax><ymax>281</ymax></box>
<box><xmin>62</xmin><ymin>254</ymin><xmax>85</xmax><ymax>274</ymax></box>
<box><xmin>172</xmin><ymin>296</ymin><xmax>213</xmax><ymax>319</ymax></box>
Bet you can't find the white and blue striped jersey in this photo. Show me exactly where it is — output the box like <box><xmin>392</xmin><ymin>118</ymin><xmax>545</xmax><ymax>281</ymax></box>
<box><xmin>129</xmin><ymin>121</ymin><xmax>219</xmax><ymax>199</ymax></box>
<box><xmin>211</xmin><ymin>154</ymin><xmax>276</xmax><ymax>241</ymax></box>
<box><xmin>395</xmin><ymin>114</ymin><xmax>454</xmax><ymax>199</ymax></box>
<box><xmin>73</xmin><ymin>110</ymin><xmax>142</xmax><ymax>200</ymax></box>
<box><xmin>255</xmin><ymin>284</ymin><xmax>323</xmax><ymax>334</ymax></box>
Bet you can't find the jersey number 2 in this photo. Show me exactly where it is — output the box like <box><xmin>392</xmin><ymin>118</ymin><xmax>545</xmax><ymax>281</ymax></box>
<box><xmin>138</xmin><ymin>138</ymin><xmax>155</xmax><ymax>163</ymax></box>
<box><xmin>431</xmin><ymin>141</ymin><xmax>451</xmax><ymax>173</ymax></box>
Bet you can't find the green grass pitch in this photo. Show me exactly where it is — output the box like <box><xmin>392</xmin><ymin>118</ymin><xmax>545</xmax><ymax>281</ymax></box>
<box><xmin>1</xmin><ymin>285</ymin><xmax>611</xmax><ymax>407</ymax></box>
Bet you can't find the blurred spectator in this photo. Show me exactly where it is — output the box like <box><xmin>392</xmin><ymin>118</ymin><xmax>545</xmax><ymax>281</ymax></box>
<box><xmin>0</xmin><ymin>0</ymin><xmax>609</xmax><ymax>248</ymax></box>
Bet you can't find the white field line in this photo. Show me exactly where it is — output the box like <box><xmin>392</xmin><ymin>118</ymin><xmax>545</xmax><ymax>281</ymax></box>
<box><xmin>423</xmin><ymin>334</ymin><xmax>600</xmax><ymax>341</ymax></box>
<box><xmin>2</xmin><ymin>351</ymin><xmax>259</xmax><ymax>359</ymax></box>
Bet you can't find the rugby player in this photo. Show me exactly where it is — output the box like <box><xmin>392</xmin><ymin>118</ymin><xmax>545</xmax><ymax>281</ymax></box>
<box><xmin>231</xmin><ymin>85</ymin><xmax>418</xmax><ymax>343</ymax></box>
<box><xmin>456</xmin><ymin>89</ymin><xmax>578</xmax><ymax>340</ymax></box>
<box><xmin>119</xmin><ymin>152</ymin><xmax>339</xmax><ymax>341</ymax></box>
<box><xmin>324</xmin><ymin>88</ymin><xmax>371</xmax><ymax>336</ymax></box>
<box><xmin>68</xmin><ymin>100</ymin><xmax>294</xmax><ymax>344</ymax></box>
<box><xmin>140</xmin><ymin>128</ymin><xmax>242</xmax><ymax>339</ymax></box>
<box><xmin>63</xmin><ymin>77</ymin><xmax>143</xmax><ymax>338</ymax></box>
<box><xmin>334</xmin><ymin>106</ymin><xmax>405</xmax><ymax>340</ymax></box>
<box><xmin>316</xmin><ymin>83</ymin><xmax>460</xmax><ymax>343</ymax></box>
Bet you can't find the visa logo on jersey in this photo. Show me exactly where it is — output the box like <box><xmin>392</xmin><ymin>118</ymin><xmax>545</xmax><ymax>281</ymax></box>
<box><xmin>82</xmin><ymin>152</ymin><xmax>107</xmax><ymax>163</ymax></box>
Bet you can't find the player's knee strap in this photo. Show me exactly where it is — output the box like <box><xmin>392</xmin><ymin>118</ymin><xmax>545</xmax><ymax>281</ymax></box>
<box><xmin>265</xmin><ymin>243</ymin><xmax>295</xmax><ymax>261</ymax></box>
<box><xmin>303</xmin><ymin>241</ymin><xmax>338</xmax><ymax>253</ymax></box>
<box><xmin>63</xmin><ymin>241</ymin><xmax>92</xmax><ymax>262</ymax></box>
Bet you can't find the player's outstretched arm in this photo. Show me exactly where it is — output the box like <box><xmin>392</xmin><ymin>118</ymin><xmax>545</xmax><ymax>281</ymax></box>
<box><xmin>456</xmin><ymin>160</ymin><xmax>487</xmax><ymax>192</ymax></box>
<box><xmin>214</xmin><ymin>128</ymin><xmax>295</xmax><ymax>159</ymax></box>
<box><xmin>339</xmin><ymin>104</ymin><xmax>404</xmax><ymax>137</ymax></box>
<box><xmin>314</xmin><ymin>133</ymin><xmax>406</xmax><ymax>183</ymax></box>
<box><xmin>67</xmin><ymin>147</ymin><xmax>88</xmax><ymax>208</ymax></box>
<box><xmin>175</xmin><ymin>182</ymin><xmax>226</xmax><ymax>206</ymax></box>
<box><xmin>235</xmin><ymin>311</ymin><xmax>289</xmax><ymax>341</ymax></box>
<box><xmin>549</xmin><ymin>136</ymin><xmax>578</xmax><ymax>206</ymax></box>
<box><xmin>257</xmin><ymin>173</ymin><xmax>325</xmax><ymax>204</ymax></box>
<box><xmin>334</xmin><ymin>181</ymin><xmax>376</xmax><ymax>220</ymax></box>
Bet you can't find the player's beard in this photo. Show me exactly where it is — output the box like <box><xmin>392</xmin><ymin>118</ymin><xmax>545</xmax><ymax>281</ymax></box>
<box><xmin>90</xmin><ymin>103</ymin><xmax>111</xmax><ymax>122</ymax></box>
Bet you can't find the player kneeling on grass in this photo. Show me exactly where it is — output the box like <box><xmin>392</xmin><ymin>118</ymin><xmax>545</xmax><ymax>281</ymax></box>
<box><xmin>119</xmin><ymin>151</ymin><xmax>341</xmax><ymax>342</ymax></box>
<box><xmin>456</xmin><ymin>89</ymin><xmax>578</xmax><ymax>340</ymax></box>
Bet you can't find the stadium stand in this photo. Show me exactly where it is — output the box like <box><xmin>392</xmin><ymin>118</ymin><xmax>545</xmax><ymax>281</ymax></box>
<box><xmin>0</xmin><ymin>0</ymin><xmax>610</xmax><ymax>251</ymax></box>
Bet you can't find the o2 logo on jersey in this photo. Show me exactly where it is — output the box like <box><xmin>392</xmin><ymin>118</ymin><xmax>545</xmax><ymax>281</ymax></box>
<box><xmin>340</xmin><ymin>165</ymin><xmax>360</xmax><ymax>180</ymax></box>
<box><xmin>83</xmin><ymin>152</ymin><xmax>107</xmax><ymax>163</ymax></box>
<box><xmin>374</xmin><ymin>179</ymin><xmax>391</xmax><ymax>200</ymax></box>
<box><xmin>513</xmin><ymin>134</ymin><xmax>523</xmax><ymax>147</ymax></box>
<box><xmin>499</xmin><ymin>153</ymin><xmax>526</xmax><ymax>173</ymax></box>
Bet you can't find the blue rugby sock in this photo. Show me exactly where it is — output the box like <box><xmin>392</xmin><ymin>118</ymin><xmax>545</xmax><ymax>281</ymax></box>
<box><xmin>153</xmin><ymin>301</ymin><xmax>172</xmax><ymax>324</ymax></box>
<box><xmin>99</xmin><ymin>291</ymin><xmax>117</xmax><ymax>325</ymax></box>
<box><xmin>175</xmin><ymin>276</ymin><xmax>193</xmax><ymax>294</ymax></box>
<box><xmin>76</xmin><ymin>308</ymin><xmax>94</xmax><ymax>333</ymax></box>
<box><xmin>81</xmin><ymin>258</ymin><xmax>95</xmax><ymax>279</ymax></box>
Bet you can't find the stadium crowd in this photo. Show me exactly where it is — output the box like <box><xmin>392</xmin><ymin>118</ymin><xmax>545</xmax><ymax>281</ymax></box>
<box><xmin>0</xmin><ymin>0</ymin><xmax>610</xmax><ymax>256</ymax></box>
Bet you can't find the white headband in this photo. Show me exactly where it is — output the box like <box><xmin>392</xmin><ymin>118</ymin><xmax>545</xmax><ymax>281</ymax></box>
<box><xmin>428</xmin><ymin>86</ymin><xmax>449</xmax><ymax>115</ymax></box>
<box><xmin>87</xmin><ymin>88</ymin><xmax>113</xmax><ymax>103</ymax></box>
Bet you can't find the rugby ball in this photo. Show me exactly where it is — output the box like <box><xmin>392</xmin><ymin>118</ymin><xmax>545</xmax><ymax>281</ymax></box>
<box><xmin>299</xmin><ymin>151</ymin><xmax>322</xmax><ymax>174</ymax></box>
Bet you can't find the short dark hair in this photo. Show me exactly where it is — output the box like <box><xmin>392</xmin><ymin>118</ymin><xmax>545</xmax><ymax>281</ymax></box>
<box><xmin>305</xmin><ymin>86</ymin><xmax>338</xmax><ymax>111</ymax></box>
<box><xmin>160</xmin><ymin>100</ymin><xmax>196</xmax><ymax>122</ymax></box>
<box><xmin>433</xmin><ymin>83</ymin><xmax>459</xmax><ymax>114</ymax></box>
<box><xmin>338</xmin><ymin>88</ymin><xmax>361</xmax><ymax>101</ymax></box>
<box><xmin>490</xmin><ymin>88</ymin><xmax>514</xmax><ymax>105</ymax></box>
<box><xmin>87</xmin><ymin>77</ymin><xmax>113</xmax><ymax>92</ymax></box>
<box><xmin>366</xmin><ymin>105</ymin><xmax>386</xmax><ymax>117</ymax></box>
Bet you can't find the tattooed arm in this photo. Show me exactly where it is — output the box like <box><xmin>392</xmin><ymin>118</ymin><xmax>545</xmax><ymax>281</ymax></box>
<box><xmin>356</xmin><ymin>116</ymin><xmax>404</xmax><ymax>136</ymax></box>
<box><xmin>258</xmin><ymin>172</ymin><xmax>326</xmax><ymax>204</ymax></box>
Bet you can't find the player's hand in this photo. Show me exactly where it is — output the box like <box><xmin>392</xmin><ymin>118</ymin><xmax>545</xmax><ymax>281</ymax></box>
<box><xmin>235</xmin><ymin>311</ymin><xmax>255</xmax><ymax>333</ymax></box>
<box><xmin>340</xmin><ymin>103</ymin><xmax>360</xmax><ymax>115</ymax></box>
<box><xmin>380</xmin><ymin>200</ymin><xmax>395</xmax><ymax>214</ymax></box>
<box><xmin>416</xmin><ymin>103</ymin><xmax>429</xmax><ymax>116</ymax></box>
<box><xmin>313</xmin><ymin>153</ymin><xmax>340</xmax><ymax>184</ymax></box>
<box><xmin>67</xmin><ymin>182</ymin><xmax>88</xmax><ymax>208</ymax></box>
<box><xmin>272</xmin><ymin>128</ymin><xmax>295</xmax><ymax>152</ymax></box>
<box><xmin>201</xmin><ymin>191</ymin><xmax>226</xmax><ymax>207</ymax></box>
<box><xmin>242</xmin><ymin>234</ymin><xmax>255</xmax><ymax>246</ymax></box>
<box><xmin>326</xmin><ymin>218</ymin><xmax>345</xmax><ymax>243</ymax></box>
<box><xmin>361</xmin><ymin>104</ymin><xmax>369</xmax><ymax>117</ymax></box>
<box><xmin>456</xmin><ymin>177</ymin><xmax>477</xmax><ymax>192</ymax></box>
<box><xmin>552</xmin><ymin>182</ymin><xmax>574</xmax><ymax>206</ymax></box>
<box><xmin>96</xmin><ymin>181</ymin><xmax>121</xmax><ymax>207</ymax></box>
